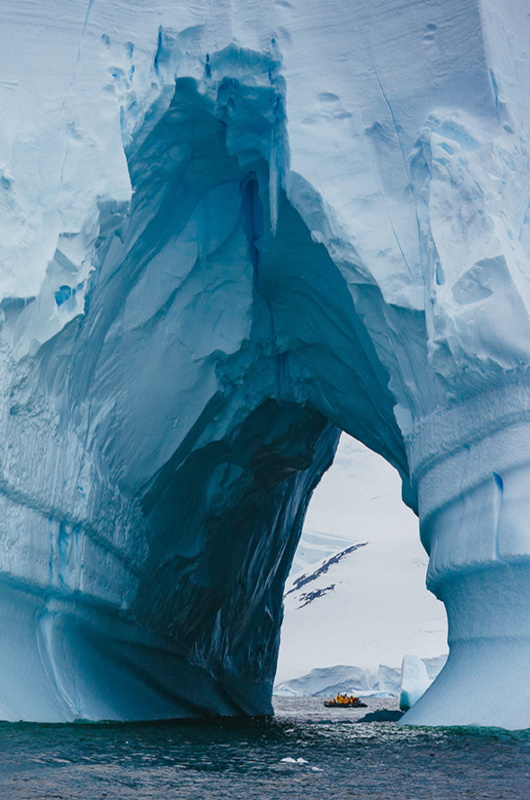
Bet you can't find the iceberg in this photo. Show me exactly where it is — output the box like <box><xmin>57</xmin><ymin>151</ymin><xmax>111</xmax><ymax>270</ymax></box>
<box><xmin>0</xmin><ymin>0</ymin><xmax>529</xmax><ymax>727</ymax></box>
<box><xmin>273</xmin><ymin>656</ymin><xmax>447</xmax><ymax>700</ymax></box>
<box><xmin>399</xmin><ymin>656</ymin><xmax>431</xmax><ymax>711</ymax></box>
<box><xmin>274</xmin><ymin>664</ymin><xmax>402</xmax><ymax>699</ymax></box>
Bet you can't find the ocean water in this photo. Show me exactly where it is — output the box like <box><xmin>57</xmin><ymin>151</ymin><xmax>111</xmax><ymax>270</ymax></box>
<box><xmin>0</xmin><ymin>697</ymin><xmax>528</xmax><ymax>799</ymax></box>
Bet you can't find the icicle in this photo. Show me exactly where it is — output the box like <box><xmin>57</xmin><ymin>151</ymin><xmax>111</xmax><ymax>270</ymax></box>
<box><xmin>269</xmin><ymin>128</ymin><xmax>279</xmax><ymax>236</ymax></box>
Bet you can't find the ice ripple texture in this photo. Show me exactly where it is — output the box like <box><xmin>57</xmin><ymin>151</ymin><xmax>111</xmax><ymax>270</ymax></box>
<box><xmin>0</xmin><ymin>0</ymin><xmax>530</xmax><ymax>726</ymax></box>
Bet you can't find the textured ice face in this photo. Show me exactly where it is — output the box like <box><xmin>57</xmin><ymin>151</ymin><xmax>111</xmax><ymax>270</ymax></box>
<box><xmin>0</xmin><ymin>0</ymin><xmax>530</xmax><ymax>726</ymax></box>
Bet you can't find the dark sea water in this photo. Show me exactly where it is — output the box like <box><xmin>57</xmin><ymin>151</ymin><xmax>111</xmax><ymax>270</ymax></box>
<box><xmin>0</xmin><ymin>697</ymin><xmax>528</xmax><ymax>799</ymax></box>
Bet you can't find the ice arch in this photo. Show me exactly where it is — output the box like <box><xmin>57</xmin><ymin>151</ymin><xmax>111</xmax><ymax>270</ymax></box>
<box><xmin>27</xmin><ymin>79</ymin><xmax>405</xmax><ymax>720</ymax></box>
<box><xmin>1</xmin><ymin>0</ymin><xmax>530</xmax><ymax>727</ymax></box>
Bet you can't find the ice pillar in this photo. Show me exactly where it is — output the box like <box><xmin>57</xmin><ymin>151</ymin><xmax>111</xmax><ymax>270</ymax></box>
<box><xmin>403</xmin><ymin>380</ymin><xmax>530</xmax><ymax>728</ymax></box>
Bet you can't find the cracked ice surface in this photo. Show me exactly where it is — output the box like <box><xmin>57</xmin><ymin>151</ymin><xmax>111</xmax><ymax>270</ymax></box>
<box><xmin>0</xmin><ymin>0</ymin><xmax>529</xmax><ymax>726</ymax></box>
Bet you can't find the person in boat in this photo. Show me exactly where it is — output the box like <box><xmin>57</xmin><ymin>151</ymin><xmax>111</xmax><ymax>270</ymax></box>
<box><xmin>324</xmin><ymin>693</ymin><xmax>367</xmax><ymax>708</ymax></box>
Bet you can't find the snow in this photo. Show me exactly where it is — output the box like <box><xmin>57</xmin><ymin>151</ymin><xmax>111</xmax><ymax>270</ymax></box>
<box><xmin>0</xmin><ymin>0</ymin><xmax>528</xmax><ymax>727</ymax></box>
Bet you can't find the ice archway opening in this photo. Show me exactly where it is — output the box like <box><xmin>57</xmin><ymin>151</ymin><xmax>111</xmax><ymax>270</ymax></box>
<box><xmin>275</xmin><ymin>434</ymin><xmax>448</xmax><ymax>694</ymax></box>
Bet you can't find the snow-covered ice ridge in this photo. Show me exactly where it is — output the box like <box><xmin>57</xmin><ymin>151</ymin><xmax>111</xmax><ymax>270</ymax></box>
<box><xmin>0</xmin><ymin>0</ymin><xmax>530</xmax><ymax>727</ymax></box>
<box><xmin>273</xmin><ymin>656</ymin><xmax>448</xmax><ymax>700</ymax></box>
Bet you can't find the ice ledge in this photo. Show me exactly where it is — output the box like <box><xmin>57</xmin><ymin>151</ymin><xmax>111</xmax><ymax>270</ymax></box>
<box><xmin>407</xmin><ymin>373</ymin><xmax>530</xmax><ymax>481</ymax></box>
<box><xmin>406</xmin><ymin>376</ymin><xmax>530</xmax><ymax>523</ymax></box>
<box><xmin>407</xmin><ymin>380</ymin><xmax>530</xmax><ymax>588</ymax></box>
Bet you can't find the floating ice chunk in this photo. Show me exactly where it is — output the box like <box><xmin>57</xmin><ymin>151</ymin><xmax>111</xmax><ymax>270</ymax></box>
<box><xmin>399</xmin><ymin>655</ymin><xmax>431</xmax><ymax>711</ymax></box>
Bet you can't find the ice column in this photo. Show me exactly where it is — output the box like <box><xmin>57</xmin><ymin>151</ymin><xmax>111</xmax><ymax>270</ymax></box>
<box><xmin>402</xmin><ymin>380</ymin><xmax>530</xmax><ymax>728</ymax></box>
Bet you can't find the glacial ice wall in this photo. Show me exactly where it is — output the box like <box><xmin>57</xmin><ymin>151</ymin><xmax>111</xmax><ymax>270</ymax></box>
<box><xmin>1</xmin><ymin>0</ymin><xmax>530</xmax><ymax>726</ymax></box>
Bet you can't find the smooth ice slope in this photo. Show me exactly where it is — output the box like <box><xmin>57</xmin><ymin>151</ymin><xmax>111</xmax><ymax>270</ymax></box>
<box><xmin>0</xmin><ymin>1</ymin><xmax>530</xmax><ymax>726</ymax></box>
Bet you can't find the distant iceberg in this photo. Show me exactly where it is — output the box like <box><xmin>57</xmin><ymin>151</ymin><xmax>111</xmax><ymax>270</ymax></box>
<box><xmin>274</xmin><ymin>665</ymin><xmax>402</xmax><ymax>698</ymax></box>
<box><xmin>399</xmin><ymin>656</ymin><xmax>432</xmax><ymax>711</ymax></box>
<box><xmin>274</xmin><ymin>656</ymin><xmax>447</xmax><ymax>699</ymax></box>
